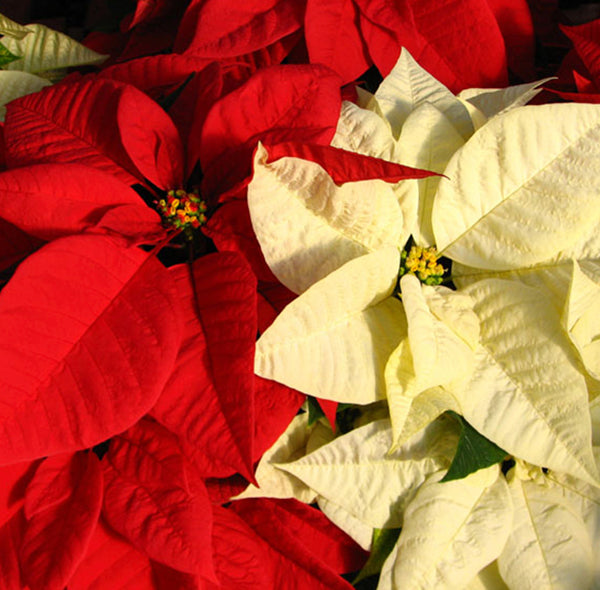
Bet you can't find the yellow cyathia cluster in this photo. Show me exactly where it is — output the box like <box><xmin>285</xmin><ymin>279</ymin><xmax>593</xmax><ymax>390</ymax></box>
<box><xmin>400</xmin><ymin>245</ymin><xmax>445</xmax><ymax>285</ymax></box>
<box><xmin>157</xmin><ymin>189</ymin><xmax>207</xmax><ymax>231</ymax></box>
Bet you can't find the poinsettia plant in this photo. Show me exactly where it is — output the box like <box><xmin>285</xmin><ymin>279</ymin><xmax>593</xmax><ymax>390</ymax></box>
<box><xmin>0</xmin><ymin>1</ymin><xmax>598</xmax><ymax>589</ymax></box>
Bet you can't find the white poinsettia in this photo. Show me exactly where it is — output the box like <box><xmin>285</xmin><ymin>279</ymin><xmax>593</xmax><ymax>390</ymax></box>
<box><xmin>0</xmin><ymin>12</ymin><xmax>106</xmax><ymax>119</ymax></box>
<box><xmin>248</xmin><ymin>48</ymin><xmax>600</xmax><ymax>587</ymax></box>
<box><xmin>250</xmin><ymin>47</ymin><xmax>600</xmax><ymax>485</ymax></box>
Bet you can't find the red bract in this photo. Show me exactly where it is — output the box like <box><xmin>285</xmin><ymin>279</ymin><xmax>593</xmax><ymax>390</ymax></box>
<box><xmin>69</xmin><ymin>519</ymin><xmax>155</xmax><ymax>589</ymax></box>
<box><xmin>0</xmin><ymin>164</ymin><xmax>162</xmax><ymax>242</ymax></box>
<box><xmin>151</xmin><ymin>253</ymin><xmax>258</xmax><ymax>481</ymax></box>
<box><xmin>174</xmin><ymin>0</ymin><xmax>305</xmax><ymax>57</ymax></box>
<box><xmin>199</xmin><ymin>64</ymin><xmax>342</xmax><ymax>200</ymax></box>
<box><xmin>21</xmin><ymin>452</ymin><xmax>103</xmax><ymax>590</ymax></box>
<box><xmin>231</xmin><ymin>499</ymin><xmax>362</xmax><ymax>590</ymax></box>
<box><xmin>486</xmin><ymin>0</ymin><xmax>535</xmax><ymax>80</ymax></box>
<box><xmin>102</xmin><ymin>419</ymin><xmax>216</xmax><ymax>580</ymax></box>
<box><xmin>353</xmin><ymin>0</ymin><xmax>508</xmax><ymax>91</ymax></box>
<box><xmin>0</xmin><ymin>510</ymin><xmax>26</xmax><ymax>590</ymax></box>
<box><xmin>304</xmin><ymin>0</ymin><xmax>370</xmax><ymax>85</ymax></box>
<box><xmin>4</xmin><ymin>79</ymin><xmax>142</xmax><ymax>185</ymax></box>
<box><xmin>117</xmin><ymin>85</ymin><xmax>185</xmax><ymax>188</ymax></box>
<box><xmin>0</xmin><ymin>233</ymin><xmax>181</xmax><ymax>465</ymax></box>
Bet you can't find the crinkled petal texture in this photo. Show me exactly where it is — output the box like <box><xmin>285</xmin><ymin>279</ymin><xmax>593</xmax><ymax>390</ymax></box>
<box><xmin>498</xmin><ymin>474</ymin><xmax>594</xmax><ymax>590</ymax></box>
<box><xmin>564</xmin><ymin>261</ymin><xmax>600</xmax><ymax>380</ymax></box>
<box><xmin>102</xmin><ymin>419</ymin><xmax>216</xmax><ymax>580</ymax></box>
<box><xmin>378</xmin><ymin>466</ymin><xmax>512</xmax><ymax>590</ymax></box>
<box><xmin>386</xmin><ymin>276</ymin><xmax>479</xmax><ymax>442</ymax></box>
<box><xmin>152</xmin><ymin>253</ymin><xmax>258</xmax><ymax>481</ymax></box>
<box><xmin>255</xmin><ymin>248</ymin><xmax>405</xmax><ymax>404</ymax></box>
<box><xmin>433</xmin><ymin>102</ymin><xmax>600</xmax><ymax>271</ymax></box>
<box><xmin>278</xmin><ymin>417</ymin><xmax>458</xmax><ymax>529</ymax></box>
<box><xmin>21</xmin><ymin>452</ymin><xmax>103</xmax><ymax>590</ymax></box>
<box><xmin>0</xmin><ymin>23</ymin><xmax>106</xmax><ymax>73</ymax></box>
<box><xmin>4</xmin><ymin>79</ymin><xmax>142</xmax><ymax>186</ymax></box>
<box><xmin>0</xmin><ymin>163</ymin><xmax>161</xmax><ymax>241</ymax></box>
<box><xmin>235</xmin><ymin>413</ymin><xmax>317</xmax><ymax>503</ymax></box>
<box><xmin>248</xmin><ymin>144</ymin><xmax>407</xmax><ymax>293</ymax></box>
<box><xmin>0</xmin><ymin>234</ymin><xmax>181</xmax><ymax>465</ymax></box>
<box><xmin>456</xmin><ymin>279</ymin><xmax>598</xmax><ymax>485</ymax></box>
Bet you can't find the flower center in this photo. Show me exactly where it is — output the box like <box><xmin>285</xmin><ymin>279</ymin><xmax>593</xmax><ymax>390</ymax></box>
<box><xmin>400</xmin><ymin>245</ymin><xmax>445</xmax><ymax>285</ymax></box>
<box><xmin>157</xmin><ymin>189</ymin><xmax>207</xmax><ymax>231</ymax></box>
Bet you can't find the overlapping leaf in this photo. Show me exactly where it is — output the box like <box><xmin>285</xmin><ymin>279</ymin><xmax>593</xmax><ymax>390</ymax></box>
<box><xmin>175</xmin><ymin>0</ymin><xmax>304</xmax><ymax>58</ymax></box>
<box><xmin>4</xmin><ymin>79</ymin><xmax>142</xmax><ymax>186</ymax></box>
<box><xmin>354</xmin><ymin>0</ymin><xmax>507</xmax><ymax>92</ymax></box>
<box><xmin>304</xmin><ymin>0</ymin><xmax>369</xmax><ymax>84</ymax></box>
<box><xmin>457</xmin><ymin>279</ymin><xmax>598</xmax><ymax>484</ymax></box>
<box><xmin>21</xmin><ymin>452</ymin><xmax>103</xmax><ymax>590</ymax></box>
<box><xmin>0</xmin><ymin>233</ymin><xmax>181</xmax><ymax>465</ymax></box>
<box><xmin>0</xmin><ymin>163</ymin><xmax>161</xmax><ymax>241</ymax></box>
<box><xmin>433</xmin><ymin>102</ymin><xmax>600</xmax><ymax>271</ymax></box>
<box><xmin>0</xmin><ymin>71</ymin><xmax>50</xmax><ymax>121</ymax></box>
<box><xmin>278</xmin><ymin>418</ymin><xmax>458</xmax><ymax>528</ymax></box>
<box><xmin>152</xmin><ymin>252</ymin><xmax>258</xmax><ymax>480</ymax></box>
<box><xmin>102</xmin><ymin>419</ymin><xmax>216</xmax><ymax>579</ymax></box>
<box><xmin>378</xmin><ymin>467</ymin><xmax>512</xmax><ymax>589</ymax></box>
<box><xmin>69</xmin><ymin>519</ymin><xmax>154</xmax><ymax>590</ymax></box>
<box><xmin>248</xmin><ymin>144</ymin><xmax>406</xmax><ymax>293</ymax></box>
<box><xmin>117</xmin><ymin>85</ymin><xmax>185</xmax><ymax>189</ymax></box>
<box><xmin>255</xmin><ymin>248</ymin><xmax>405</xmax><ymax>404</ymax></box>
<box><xmin>199</xmin><ymin>64</ymin><xmax>342</xmax><ymax>198</ymax></box>
<box><xmin>498</xmin><ymin>474</ymin><xmax>593</xmax><ymax>590</ymax></box>
<box><xmin>231</xmin><ymin>498</ymin><xmax>358</xmax><ymax>589</ymax></box>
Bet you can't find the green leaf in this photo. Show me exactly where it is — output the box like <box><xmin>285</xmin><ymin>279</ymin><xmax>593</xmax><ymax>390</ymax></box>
<box><xmin>307</xmin><ymin>396</ymin><xmax>326</xmax><ymax>427</ymax></box>
<box><xmin>353</xmin><ymin>528</ymin><xmax>401</xmax><ymax>585</ymax></box>
<box><xmin>441</xmin><ymin>411</ymin><xmax>507</xmax><ymax>482</ymax></box>
<box><xmin>0</xmin><ymin>43</ymin><xmax>20</xmax><ymax>67</ymax></box>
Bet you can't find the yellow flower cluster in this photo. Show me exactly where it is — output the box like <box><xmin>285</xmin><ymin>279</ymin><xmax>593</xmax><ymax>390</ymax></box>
<box><xmin>400</xmin><ymin>245</ymin><xmax>445</xmax><ymax>285</ymax></box>
<box><xmin>157</xmin><ymin>189</ymin><xmax>207</xmax><ymax>231</ymax></box>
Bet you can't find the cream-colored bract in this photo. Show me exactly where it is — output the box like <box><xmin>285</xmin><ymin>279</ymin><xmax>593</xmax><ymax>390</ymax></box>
<box><xmin>433</xmin><ymin>103</ymin><xmax>600</xmax><ymax>271</ymax></box>
<box><xmin>248</xmin><ymin>144</ymin><xmax>405</xmax><ymax>294</ymax></box>
<box><xmin>277</xmin><ymin>418</ymin><xmax>457</xmax><ymax>529</ymax></box>
<box><xmin>377</xmin><ymin>466</ymin><xmax>512</xmax><ymax>590</ymax></box>
<box><xmin>458</xmin><ymin>279</ymin><xmax>597</xmax><ymax>484</ymax></box>
<box><xmin>0</xmin><ymin>14</ymin><xmax>32</xmax><ymax>39</ymax></box>
<box><xmin>1</xmin><ymin>23</ymin><xmax>106</xmax><ymax>74</ymax></box>
<box><xmin>254</xmin><ymin>248</ymin><xmax>405</xmax><ymax>404</ymax></box>
<box><xmin>0</xmin><ymin>12</ymin><xmax>107</xmax><ymax>121</ymax></box>
<box><xmin>498</xmin><ymin>471</ymin><xmax>594</xmax><ymax>590</ymax></box>
<box><xmin>0</xmin><ymin>70</ymin><xmax>50</xmax><ymax>119</ymax></box>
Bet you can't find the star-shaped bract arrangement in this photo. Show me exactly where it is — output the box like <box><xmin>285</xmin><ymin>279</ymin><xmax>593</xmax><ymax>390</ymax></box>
<box><xmin>247</xmin><ymin>49</ymin><xmax>600</xmax><ymax>589</ymax></box>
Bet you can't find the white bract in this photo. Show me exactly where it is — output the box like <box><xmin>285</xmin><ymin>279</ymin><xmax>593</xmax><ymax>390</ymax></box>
<box><xmin>0</xmin><ymin>12</ymin><xmax>106</xmax><ymax>120</ymax></box>
<box><xmin>247</xmin><ymin>49</ymin><xmax>600</xmax><ymax>588</ymax></box>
